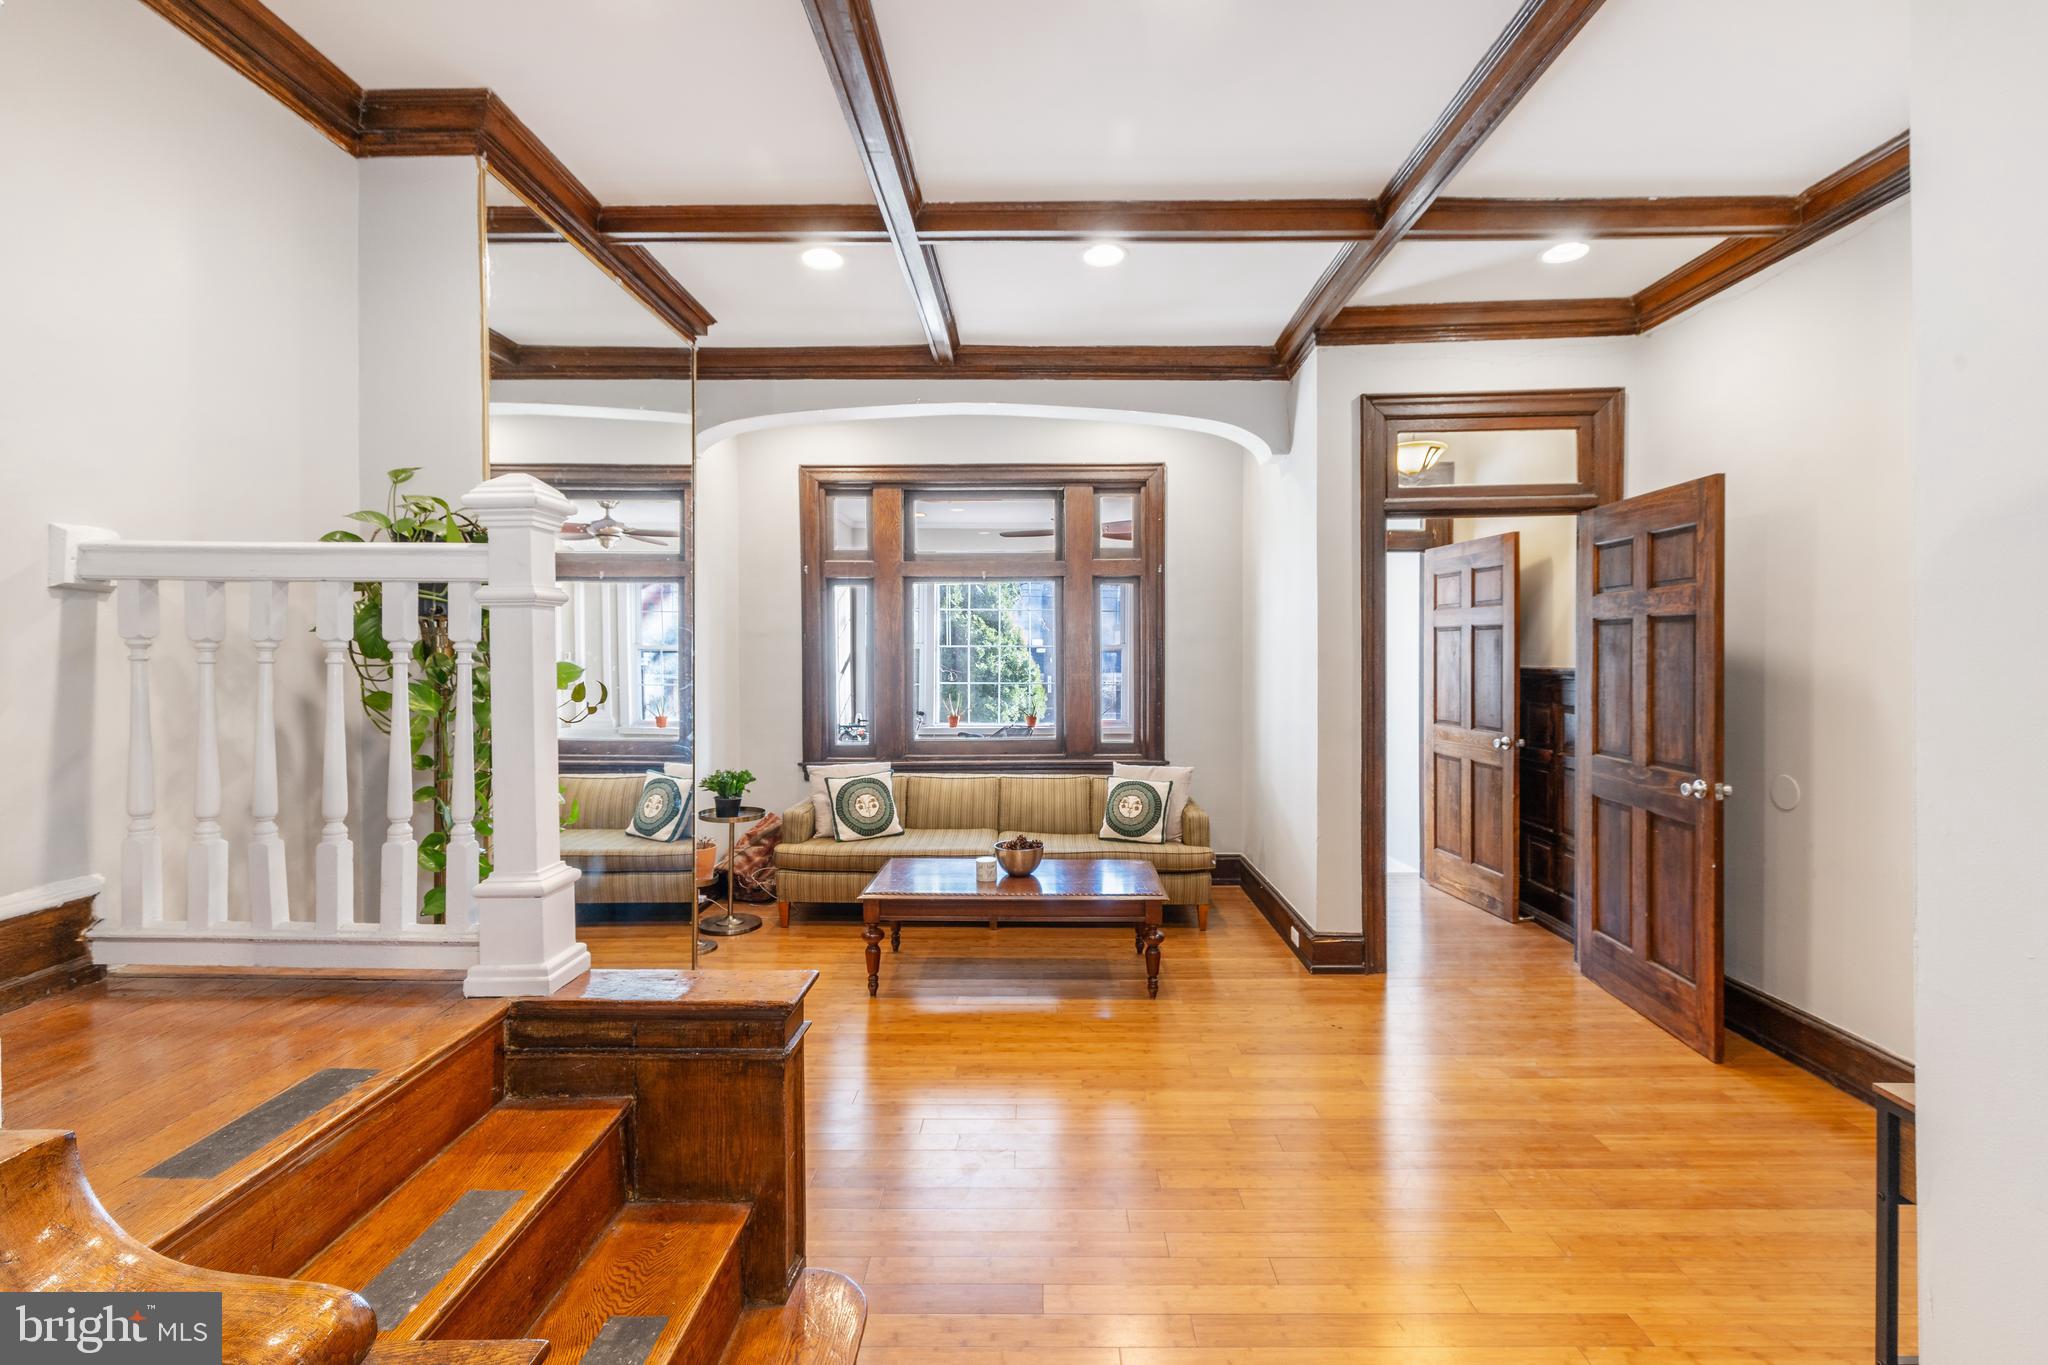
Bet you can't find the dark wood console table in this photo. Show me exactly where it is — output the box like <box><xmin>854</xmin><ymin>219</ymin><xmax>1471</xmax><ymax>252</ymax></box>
<box><xmin>858</xmin><ymin>857</ymin><xmax>1167</xmax><ymax>998</ymax></box>
<box><xmin>1874</xmin><ymin>1080</ymin><xmax>1916</xmax><ymax>1365</ymax></box>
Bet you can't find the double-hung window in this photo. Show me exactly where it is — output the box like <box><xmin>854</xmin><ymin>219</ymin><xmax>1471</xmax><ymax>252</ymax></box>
<box><xmin>802</xmin><ymin>465</ymin><xmax>1163</xmax><ymax>768</ymax></box>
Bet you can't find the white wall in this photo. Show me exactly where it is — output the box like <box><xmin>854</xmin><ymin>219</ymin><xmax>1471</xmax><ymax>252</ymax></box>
<box><xmin>1635</xmin><ymin>204</ymin><xmax>1914</xmax><ymax>1059</ymax></box>
<box><xmin>697</xmin><ymin>414</ymin><xmax>1248</xmax><ymax>848</ymax></box>
<box><xmin>490</xmin><ymin>410</ymin><xmax>694</xmax><ymax>469</ymax></box>
<box><xmin>1384</xmin><ymin>552</ymin><xmax>1421</xmax><ymax>874</ymax></box>
<box><xmin>0</xmin><ymin>0</ymin><xmax>361</xmax><ymax>909</ymax></box>
<box><xmin>1910</xmin><ymin>2</ymin><xmax>2048</xmax><ymax>1351</ymax></box>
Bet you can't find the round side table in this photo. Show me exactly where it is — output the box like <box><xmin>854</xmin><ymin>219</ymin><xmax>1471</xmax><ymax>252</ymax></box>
<box><xmin>700</xmin><ymin>806</ymin><xmax>768</xmax><ymax>936</ymax></box>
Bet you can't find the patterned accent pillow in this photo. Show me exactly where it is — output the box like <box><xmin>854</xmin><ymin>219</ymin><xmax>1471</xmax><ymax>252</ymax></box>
<box><xmin>726</xmin><ymin>813</ymin><xmax>783</xmax><ymax>902</ymax></box>
<box><xmin>1112</xmin><ymin>762</ymin><xmax>1194</xmax><ymax>840</ymax></box>
<box><xmin>1100</xmin><ymin>777</ymin><xmax>1173</xmax><ymax>844</ymax></box>
<box><xmin>826</xmin><ymin>773</ymin><xmax>904</xmax><ymax>842</ymax></box>
<box><xmin>808</xmin><ymin>761</ymin><xmax>891</xmax><ymax>837</ymax></box>
<box><xmin>625</xmin><ymin>773</ymin><xmax>692</xmax><ymax>843</ymax></box>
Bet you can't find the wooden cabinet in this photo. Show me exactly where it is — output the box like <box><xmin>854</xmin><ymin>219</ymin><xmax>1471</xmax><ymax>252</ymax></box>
<box><xmin>1518</xmin><ymin>667</ymin><xmax>1576</xmax><ymax>938</ymax></box>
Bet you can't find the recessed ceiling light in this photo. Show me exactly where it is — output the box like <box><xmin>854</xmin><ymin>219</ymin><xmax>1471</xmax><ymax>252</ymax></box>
<box><xmin>801</xmin><ymin>247</ymin><xmax>845</xmax><ymax>271</ymax></box>
<box><xmin>1540</xmin><ymin>241</ymin><xmax>1590</xmax><ymax>265</ymax></box>
<box><xmin>1082</xmin><ymin>242</ymin><xmax>1127</xmax><ymax>268</ymax></box>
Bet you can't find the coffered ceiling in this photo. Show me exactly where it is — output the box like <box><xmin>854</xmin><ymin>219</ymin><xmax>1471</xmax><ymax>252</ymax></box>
<box><xmin>146</xmin><ymin>0</ymin><xmax>1911</xmax><ymax>376</ymax></box>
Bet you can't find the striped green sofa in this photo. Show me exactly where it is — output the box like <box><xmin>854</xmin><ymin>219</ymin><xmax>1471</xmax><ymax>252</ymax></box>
<box><xmin>560</xmin><ymin>773</ymin><xmax>698</xmax><ymax>908</ymax></box>
<box><xmin>774</xmin><ymin>773</ymin><xmax>1214</xmax><ymax>928</ymax></box>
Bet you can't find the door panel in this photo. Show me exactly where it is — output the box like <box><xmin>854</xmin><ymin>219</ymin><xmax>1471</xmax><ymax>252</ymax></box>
<box><xmin>1575</xmin><ymin>476</ymin><xmax>1726</xmax><ymax>1060</ymax></box>
<box><xmin>1419</xmin><ymin>532</ymin><xmax>1520</xmax><ymax>919</ymax></box>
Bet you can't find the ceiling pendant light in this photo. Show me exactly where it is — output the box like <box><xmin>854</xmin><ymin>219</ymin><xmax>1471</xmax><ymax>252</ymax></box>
<box><xmin>1540</xmin><ymin>240</ymin><xmax>1590</xmax><ymax>264</ymax></box>
<box><xmin>1395</xmin><ymin>439</ymin><xmax>1448</xmax><ymax>478</ymax></box>
<box><xmin>801</xmin><ymin>246</ymin><xmax>846</xmax><ymax>271</ymax></box>
<box><xmin>1082</xmin><ymin>242</ymin><xmax>1127</xmax><ymax>268</ymax></box>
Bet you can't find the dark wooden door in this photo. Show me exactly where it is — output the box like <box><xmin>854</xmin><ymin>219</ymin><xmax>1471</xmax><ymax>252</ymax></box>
<box><xmin>1420</xmin><ymin>533</ymin><xmax>1520</xmax><ymax>919</ymax></box>
<box><xmin>1575</xmin><ymin>476</ymin><xmax>1727</xmax><ymax>1060</ymax></box>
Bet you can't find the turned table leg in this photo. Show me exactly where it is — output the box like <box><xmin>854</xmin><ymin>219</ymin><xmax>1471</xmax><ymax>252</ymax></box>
<box><xmin>891</xmin><ymin>923</ymin><xmax>901</xmax><ymax>953</ymax></box>
<box><xmin>1143</xmin><ymin>923</ymin><xmax>1164</xmax><ymax>998</ymax></box>
<box><xmin>1135</xmin><ymin>925</ymin><xmax>1145</xmax><ymax>955</ymax></box>
<box><xmin>863</xmin><ymin>919</ymin><xmax>883</xmax><ymax>996</ymax></box>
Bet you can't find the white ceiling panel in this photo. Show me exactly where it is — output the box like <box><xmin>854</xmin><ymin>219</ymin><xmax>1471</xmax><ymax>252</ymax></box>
<box><xmin>937</xmin><ymin>242</ymin><xmax>1340</xmax><ymax>345</ymax></box>
<box><xmin>1353</xmin><ymin>238</ymin><xmax>1726</xmax><ymax>307</ymax></box>
<box><xmin>487</xmin><ymin>242</ymin><xmax>689</xmax><ymax>348</ymax></box>
<box><xmin>645</xmin><ymin>244</ymin><xmax>928</xmax><ymax>348</ymax></box>
<box><xmin>267</xmin><ymin>0</ymin><xmax>868</xmax><ymax>202</ymax></box>
<box><xmin>1452</xmin><ymin>0</ymin><xmax>1908</xmax><ymax>196</ymax></box>
<box><xmin>870</xmin><ymin>0</ymin><xmax>1525</xmax><ymax>198</ymax></box>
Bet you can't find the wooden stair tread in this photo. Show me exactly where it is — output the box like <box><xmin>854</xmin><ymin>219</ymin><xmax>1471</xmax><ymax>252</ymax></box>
<box><xmin>717</xmin><ymin>1270</ymin><xmax>866</xmax><ymax>1365</ymax></box>
<box><xmin>526</xmin><ymin>1203</ymin><xmax>750</xmax><ymax>1365</ymax></box>
<box><xmin>300</xmin><ymin>1100</ymin><xmax>629</xmax><ymax>1341</ymax></box>
<box><xmin>365</xmin><ymin>1341</ymin><xmax>550</xmax><ymax>1365</ymax></box>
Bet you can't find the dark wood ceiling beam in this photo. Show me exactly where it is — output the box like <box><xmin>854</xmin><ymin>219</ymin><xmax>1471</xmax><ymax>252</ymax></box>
<box><xmin>488</xmin><ymin>330</ymin><xmax>525</xmax><ymax>367</ymax></box>
<box><xmin>1413</xmin><ymin>195</ymin><xmax>1798</xmax><ymax>239</ymax></box>
<box><xmin>486</xmin><ymin>203</ymin><xmax>890</xmax><ymax>243</ymax></box>
<box><xmin>798</xmin><ymin>0</ymin><xmax>957</xmax><ymax>363</ymax></box>
<box><xmin>1634</xmin><ymin>133</ymin><xmax>1909</xmax><ymax>329</ymax></box>
<box><xmin>137</xmin><ymin>0</ymin><xmax>364</xmax><ymax>152</ymax></box>
<box><xmin>1317</xmin><ymin>298</ymin><xmax>1639</xmax><ymax>346</ymax></box>
<box><xmin>494</xmin><ymin>344</ymin><xmax>1285</xmax><ymax>383</ymax></box>
<box><xmin>358</xmin><ymin>89</ymin><xmax>714</xmax><ymax>339</ymax></box>
<box><xmin>1275</xmin><ymin>0</ymin><xmax>1610</xmax><ymax>370</ymax></box>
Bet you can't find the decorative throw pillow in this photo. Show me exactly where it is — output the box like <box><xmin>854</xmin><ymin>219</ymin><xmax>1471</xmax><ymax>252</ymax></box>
<box><xmin>625</xmin><ymin>772</ymin><xmax>692</xmax><ymax>843</ymax></box>
<box><xmin>808</xmin><ymin>761</ymin><xmax>891</xmax><ymax>838</ymax></box>
<box><xmin>1101</xmin><ymin>777</ymin><xmax>1174</xmax><ymax>844</ymax></box>
<box><xmin>825</xmin><ymin>773</ymin><xmax>904</xmax><ymax>842</ymax></box>
<box><xmin>1112</xmin><ymin>762</ymin><xmax>1194</xmax><ymax>840</ymax></box>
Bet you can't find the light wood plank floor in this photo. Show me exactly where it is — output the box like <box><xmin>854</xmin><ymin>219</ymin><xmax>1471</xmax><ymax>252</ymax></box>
<box><xmin>584</xmin><ymin>878</ymin><xmax>1915</xmax><ymax>1364</ymax></box>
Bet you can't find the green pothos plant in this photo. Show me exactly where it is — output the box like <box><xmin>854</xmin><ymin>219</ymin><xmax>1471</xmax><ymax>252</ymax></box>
<box><xmin>322</xmin><ymin>468</ymin><xmax>606</xmax><ymax>921</ymax></box>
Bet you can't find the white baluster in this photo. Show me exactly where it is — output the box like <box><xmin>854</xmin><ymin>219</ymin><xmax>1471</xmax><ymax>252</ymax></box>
<box><xmin>116</xmin><ymin>580</ymin><xmax>163</xmax><ymax>929</ymax></box>
<box><xmin>247</xmin><ymin>581</ymin><xmax>290</xmax><ymax>931</ymax></box>
<box><xmin>185</xmin><ymin>581</ymin><xmax>229</xmax><ymax>928</ymax></box>
<box><xmin>379</xmin><ymin>581</ymin><xmax>421</xmax><ymax>933</ymax></box>
<box><xmin>445</xmin><ymin>582</ymin><xmax>483</xmax><ymax>928</ymax></box>
<box><xmin>314</xmin><ymin>582</ymin><xmax>355</xmax><ymax>932</ymax></box>
<box><xmin>461</xmin><ymin>475</ymin><xmax>589</xmax><ymax>996</ymax></box>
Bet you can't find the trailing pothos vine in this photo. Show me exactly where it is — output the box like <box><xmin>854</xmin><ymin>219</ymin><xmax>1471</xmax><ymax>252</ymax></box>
<box><xmin>322</xmin><ymin>468</ymin><xmax>605</xmax><ymax>921</ymax></box>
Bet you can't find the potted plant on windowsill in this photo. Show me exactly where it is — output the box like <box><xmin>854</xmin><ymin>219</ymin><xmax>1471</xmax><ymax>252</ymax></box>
<box><xmin>651</xmin><ymin>702</ymin><xmax>670</xmax><ymax>730</ymax></box>
<box><xmin>701</xmin><ymin>768</ymin><xmax>756</xmax><ymax>820</ymax></box>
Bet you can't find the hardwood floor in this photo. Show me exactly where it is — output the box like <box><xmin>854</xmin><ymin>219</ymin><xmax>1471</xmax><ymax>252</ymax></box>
<box><xmin>584</xmin><ymin>879</ymin><xmax>1915</xmax><ymax>1364</ymax></box>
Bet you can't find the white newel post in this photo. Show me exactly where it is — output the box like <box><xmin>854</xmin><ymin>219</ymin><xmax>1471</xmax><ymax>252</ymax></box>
<box><xmin>184</xmin><ymin>580</ymin><xmax>229</xmax><ymax>928</ymax></box>
<box><xmin>379</xmin><ymin>582</ymin><xmax>422</xmax><ymax>932</ymax></box>
<box><xmin>460</xmin><ymin>475</ymin><xmax>587</xmax><ymax>996</ymax></box>
<box><xmin>314</xmin><ymin>581</ymin><xmax>356</xmax><ymax>932</ymax></box>
<box><xmin>445</xmin><ymin>581</ymin><xmax>483</xmax><ymax>927</ymax></box>
<box><xmin>116</xmin><ymin>580</ymin><xmax>163</xmax><ymax>929</ymax></box>
<box><xmin>247</xmin><ymin>580</ymin><xmax>290</xmax><ymax>931</ymax></box>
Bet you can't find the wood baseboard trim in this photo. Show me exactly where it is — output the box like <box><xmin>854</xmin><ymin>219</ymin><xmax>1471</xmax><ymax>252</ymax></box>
<box><xmin>0</xmin><ymin>895</ymin><xmax>104</xmax><ymax>1015</ymax></box>
<box><xmin>1237</xmin><ymin>858</ymin><xmax>1365</xmax><ymax>974</ymax></box>
<box><xmin>1522</xmin><ymin>905</ymin><xmax>1573</xmax><ymax>942</ymax></box>
<box><xmin>1211</xmin><ymin>854</ymin><xmax>1245</xmax><ymax>886</ymax></box>
<box><xmin>1725</xmin><ymin>978</ymin><xmax>1913</xmax><ymax>1106</ymax></box>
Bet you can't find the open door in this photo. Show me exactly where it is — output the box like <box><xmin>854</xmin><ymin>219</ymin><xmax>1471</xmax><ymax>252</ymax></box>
<box><xmin>1420</xmin><ymin>532</ymin><xmax>1520</xmax><ymax>919</ymax></box>
<box><xmin>1575</xmin><ymin>475</ymin><xmax>1727</xmax><ymax>1060</ymax></box>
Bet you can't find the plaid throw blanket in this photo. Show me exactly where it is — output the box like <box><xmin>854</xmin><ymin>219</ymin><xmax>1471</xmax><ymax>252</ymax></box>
<box><xmin>723</xmin><ymin>812</ymin><xmax>782</xmax><ymax>901</ymax></box>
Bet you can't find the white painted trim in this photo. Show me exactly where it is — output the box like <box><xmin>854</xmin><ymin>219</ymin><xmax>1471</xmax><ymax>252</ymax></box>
<box><xmin>463</xmin><ymin>940</ymin><xmax>591</xmax><ymax>998</ymax></box>
<box><xmin>697</xmin><ymin>400</ymin><xmax>1277</xmax><ymax>464</ymax></box>
<box><xmin>491</xmin><ymin>401</ymin><xmax>693</xmax><ymax>425</ymax></box>
<box><xmin>0</xmin><ymin>874</ymin><xmax>107</xmax><ymax>924</ymax></box>
<box><xmin>89</xmin><ymin>928</ymin><xmax>479</xmax><ymax>972</ymax></box>
<box><xmin>76</xmin><ymin>540</ymin><xmax>491</xmax><ymax>584</ymax></box>
<box><xmin>47</xmin><ymin>524</ymin><xmax>119</xmax><ymax>593</ymax></box>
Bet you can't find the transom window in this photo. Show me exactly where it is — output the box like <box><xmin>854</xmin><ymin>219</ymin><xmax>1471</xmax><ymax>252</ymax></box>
<box><xmin>801</xmin><ymin>465</ymin><xmax>1164</xmax><ymax>768</ymax></box>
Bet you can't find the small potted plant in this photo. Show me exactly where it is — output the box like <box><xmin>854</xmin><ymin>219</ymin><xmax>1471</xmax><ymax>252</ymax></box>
<box><xmin>650</xmin><ymin>701</ymin><xmax>670</xmax><ymax>730</ymax></box>
<box><xmin>1024</xmin><ymin>712</ymin><xmax>1037</xmax><ymax>731</ymax></box>
<box><xmin>694</xmin><ymin>836</ymin><xmax>717</xmax><ymax>886</ymax></box>
<box><xmin>947</xmin><ymin>710</ymin><xmax>961</xmax><ymax>728</ymax></box>
<box><xmin>700</xmin><ymin>768</ymin><xmax>756</xmax><ymax>819</ymax></box>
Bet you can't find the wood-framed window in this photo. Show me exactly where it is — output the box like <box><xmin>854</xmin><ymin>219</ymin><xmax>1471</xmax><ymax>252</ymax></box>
<box><xmin>800</xmin><ymin>464</ymin><xmax>1165</xmax><ymax>771</ymax></box>
<box><xmin>497</xmin><ymin>462</ymin><xmax>692</xmax><ymax>772</ymax></box>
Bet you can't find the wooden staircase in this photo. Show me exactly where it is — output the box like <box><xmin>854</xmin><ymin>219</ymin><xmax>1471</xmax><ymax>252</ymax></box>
<box><xmin>0</xmin><ymin>967</ymin><xmax>862</xmax><ymax>1365</ymax></box>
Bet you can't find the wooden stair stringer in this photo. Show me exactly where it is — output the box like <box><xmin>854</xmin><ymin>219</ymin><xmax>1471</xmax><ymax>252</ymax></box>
<box><xmin>717</xmin><ymin>1270</ymin><xmax>867</xmax><ymax>1365</ymax></box>
<box><xmin>525</xmin><ymin>1202</ymin><xmax>749</xmax><ymax>1365</ymax></box>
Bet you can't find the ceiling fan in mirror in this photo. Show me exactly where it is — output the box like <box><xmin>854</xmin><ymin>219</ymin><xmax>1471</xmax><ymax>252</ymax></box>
<box><xmin>999</xmin><ymin>521</ymin><xmax>1132</xmax><ymax>541</ymax></box>
<box><xmin>559</xmin><ymin>499</ymin><xmax>679</xmax><ymax>549</ymax></box>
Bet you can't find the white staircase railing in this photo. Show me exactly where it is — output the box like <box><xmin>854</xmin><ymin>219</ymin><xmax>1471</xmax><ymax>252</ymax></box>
<box><xmin>67</xmin><ymin>474</ymin><xmax>589</xmax><ymax>997</ymax></box>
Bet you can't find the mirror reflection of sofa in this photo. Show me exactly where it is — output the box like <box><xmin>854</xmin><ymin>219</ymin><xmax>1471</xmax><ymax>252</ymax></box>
<box><xmin>560</xmin><ymin>773</ymin><xmax>700</xmax><ymax>909</ymax></box>
<box><xmin>774</xmin><ymin>773</ymin><xmax>1214</xmax><ymax>927</ymax></box>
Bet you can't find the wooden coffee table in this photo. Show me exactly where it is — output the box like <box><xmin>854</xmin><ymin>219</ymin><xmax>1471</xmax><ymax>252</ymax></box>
<box><xmin>858</xmin><ymin>857</ymin><xmax>1168</xmax><ymax>998</ymax></box>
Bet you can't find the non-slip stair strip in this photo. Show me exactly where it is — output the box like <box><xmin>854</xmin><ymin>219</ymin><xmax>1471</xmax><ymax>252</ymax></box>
<box><xmin>145</xmin><ymin>1067</ymin><xmax>378</xmax><ymax>1179</ymax></box>
<box><xmin>583</xmin><ymin>1315</ymin><xmax>669</xmax><ymax>1365</ymax></box>
<box><xmin>361</xmin><ymin>1189</ymin><xmax>524</xmax><ymax>1329</ymax></box>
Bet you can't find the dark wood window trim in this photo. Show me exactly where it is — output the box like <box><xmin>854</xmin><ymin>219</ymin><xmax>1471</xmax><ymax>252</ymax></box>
<box><xmin>1358</xmin><ymin>389</ymin><xmax>1625</xmax><ymax>974</ymax></box>
<box><xmin>498</xmin><ymin>462</ymin><xmax>692</xmax><ymax>773</ymax></box>
<box><xmin>799</xmin><ymin>464</ymin><xmax>1166</xmax><ymax>773</ymax></box>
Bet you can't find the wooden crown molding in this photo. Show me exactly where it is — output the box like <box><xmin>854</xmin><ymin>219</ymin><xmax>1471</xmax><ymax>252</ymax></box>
<box><xmin>138</xmin><ymin>0</ymin><xmax>364</xmax><ymax>153</ymax></box>
<box><xmin>492</xmin><ymin>343</ymin><xmax>1285</xmax><ymax>383</ymax></box>
<box><xmin>1633</xmin><ymin>132</ymin><xmax>1909</xmax><ymax>329</ymax></box>
<box><xmin>1318</xmin><ymin>298</ymin><xmax>1638</xmax><ymax>346</ymax></box>
<box><xmin>1277</xmin><ymin>0</ymin><xmax>1610</xmax><ymax>370</ymax></box>
<box><xmin>799</xmin><ymin>0</ymin><xmax>957</xmax><ymax>363</ymax></box>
